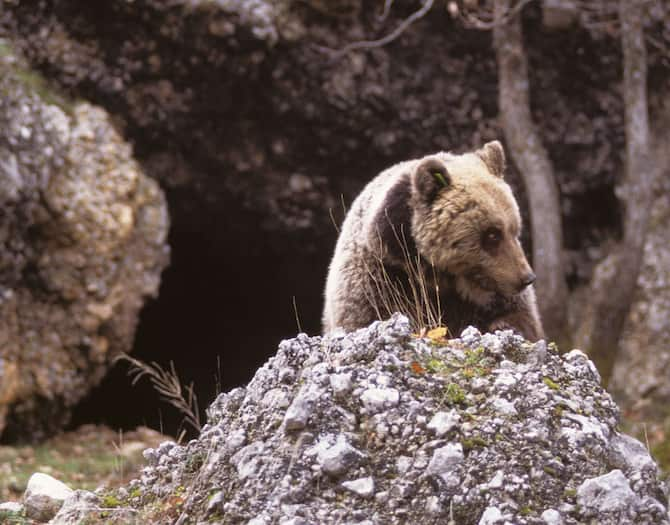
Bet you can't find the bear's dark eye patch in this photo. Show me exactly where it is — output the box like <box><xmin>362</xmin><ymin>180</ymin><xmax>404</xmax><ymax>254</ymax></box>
<box><xmin>481</xmin><ymin>227</ymin><xmax>503</xmax><ymax>254</ymax></box>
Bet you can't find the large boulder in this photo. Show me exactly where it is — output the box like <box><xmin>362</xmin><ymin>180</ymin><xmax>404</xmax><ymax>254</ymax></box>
<box><xmin>107</xmin><ymin>315</ymin><xmax>666</xmax><ymax>524</ymax></box>
<box><xmin>0</xmin><ymin>46</ymin><xmax>169</xmax><ymax>441</ymax></box>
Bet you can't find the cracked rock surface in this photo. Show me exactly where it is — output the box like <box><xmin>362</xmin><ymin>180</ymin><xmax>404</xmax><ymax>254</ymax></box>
<box><xmin>114</xmin><ymin>315</ymin><xmax>668</xmax><ymax>524</ymax></box>
<box><xmin>0</xmin><ymin>45</ymin><xmax>169</xmax><ymax>441</ymax></box>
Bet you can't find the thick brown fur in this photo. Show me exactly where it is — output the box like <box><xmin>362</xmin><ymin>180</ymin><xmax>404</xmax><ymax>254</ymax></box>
<box><xmin>322</xmin><ymin>141</ymin><xmax>544</xmax><ymax>341</ymax></box>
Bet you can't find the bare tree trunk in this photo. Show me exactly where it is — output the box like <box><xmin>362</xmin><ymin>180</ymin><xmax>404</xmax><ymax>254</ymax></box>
<box><xmin>575</xmin><ymin>0</ymin><xmax>656</xmax><ymax>384</ymax></box>
<box><xmin>492</xmin><ymin>0</ymin><xmax>568</xmax><ymax>342</ymax></box>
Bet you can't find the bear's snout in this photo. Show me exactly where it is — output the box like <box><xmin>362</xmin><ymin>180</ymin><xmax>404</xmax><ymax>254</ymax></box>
<box><xmin>518</xmin><ymin>271</ymin><xmax>536</xmax><ymax>290</ymax></box>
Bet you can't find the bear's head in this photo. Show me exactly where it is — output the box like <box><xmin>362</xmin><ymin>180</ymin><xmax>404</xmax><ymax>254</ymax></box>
<box><xmin>410</xmin><ymin>141</ymin><xmax>536</xmax><ymax>305</ymax></box>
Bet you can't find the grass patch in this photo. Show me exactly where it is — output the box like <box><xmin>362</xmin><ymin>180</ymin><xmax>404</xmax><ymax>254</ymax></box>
<box><xmin>0</xmin><ymin>425</ymin><xmax>166</xmax><ymax>502</ymax></box>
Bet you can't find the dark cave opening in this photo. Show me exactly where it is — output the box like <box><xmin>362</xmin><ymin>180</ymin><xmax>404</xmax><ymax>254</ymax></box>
<box><xmin>70</xmin><ymin>198</ymin><xmax>332</xmax><ymax>439</ymax></box>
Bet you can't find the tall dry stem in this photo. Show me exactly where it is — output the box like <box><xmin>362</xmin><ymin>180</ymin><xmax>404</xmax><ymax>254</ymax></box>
<box><xmin>117</xmin><ymin>354</ymin><xmax>202</xmax><ymax>435</ymax></box>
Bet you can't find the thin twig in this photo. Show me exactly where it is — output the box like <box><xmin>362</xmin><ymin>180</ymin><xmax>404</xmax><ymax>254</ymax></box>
<box><xmin>292</xmin><ymin>295</ymin><xmax>303</xmax><ymax>333</ymax></box>
<box><xmin>318</xmin><ymin>0</ymin><xmax>435</xmax><ymax>58</ymax></box>
<box><xmin>643</xmin><ymin>422</ymin><xmax>650</xmax><ymax>452</ymax></box>
<box><xmin>329</xmin><ymin>207</ymin><xmax>341</xmax><ymax>234</ymax></box>
<box><xmin>380</xmin><ymin>0</ymin><xmax>395</xmax><ymax>21</ymax></box>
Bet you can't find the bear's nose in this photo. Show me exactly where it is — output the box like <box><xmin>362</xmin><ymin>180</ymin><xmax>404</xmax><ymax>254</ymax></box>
<box><xmin>520</xmin><ymin>272</ymin><xmax>536</xmax><ymax>288</ymax></box>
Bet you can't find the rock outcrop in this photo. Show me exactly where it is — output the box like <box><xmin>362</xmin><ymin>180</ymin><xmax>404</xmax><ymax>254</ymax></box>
<box><xmin>24</xmin><ymin>315</ymin><xmax>661</xmax><ymax>524</ymax></box>
<box><xmin>0</xmin><ymin>45</ymin><xmax>169</xmax><ymax>441</ymax></box>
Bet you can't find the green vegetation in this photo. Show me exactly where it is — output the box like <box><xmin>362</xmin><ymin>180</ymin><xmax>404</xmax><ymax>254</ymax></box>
<box><xmin>563</xmin><ymin>487</ymin><xmax>577</xmax><ymax>499</ymax></box>
<box><xmin>462</xmin><ymin>435</ymin><xmax>489</xmax><ymax>451</ymax></box>
<box><xmin>464</xmin><ymin>347</ymin><xmax>485</xmax><ymax>366</ymax></box>
<box><xmin>0</xmin><ymin>507</ymin><xmax>29</xmax><ymax>525</ymax></box>
<box><xmin>0</xmin><ymin>38</ymin><xmax>73</xmax><ymax>114</ymax></box>
<box><xmin>543</xmin><ymin>376</ymin><xmax>560</xmax><ymax>391</ymax></box>
<box><xmin>543</xmin><ymin>465</ymin><xmax>558</xmax><ymax>477</ymax></box>
<box><xmin>445</xmin><ymin>383</ymin><xmax>466</xmax><ymax>405</ymax></box>
<box><xmin>101</xmin><ymin>494</ymin><xmax>123</xmax><ymax>508</ymax></box>
<box><xmin>0</xmin><ymin>425</ymin><xmax>164</xmax><ymax>503</ymax></box>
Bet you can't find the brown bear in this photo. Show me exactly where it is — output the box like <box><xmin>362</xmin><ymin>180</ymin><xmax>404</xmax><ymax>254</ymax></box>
<box><xmin>322</xmin><ymin>141</ymin><xmax>544</xmax><ymax>341</ymax></box>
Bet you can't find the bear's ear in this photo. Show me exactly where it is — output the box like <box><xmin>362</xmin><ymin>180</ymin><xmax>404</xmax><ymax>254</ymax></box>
<box><xmin>412</xmin><ymin>158</ymin><xmax>451</xmax><ymax>203</ymax></box>
<box><xmin>476</xmin><ymin>140</ymin><xmax>506</xmax><ymax>178</ymax></box>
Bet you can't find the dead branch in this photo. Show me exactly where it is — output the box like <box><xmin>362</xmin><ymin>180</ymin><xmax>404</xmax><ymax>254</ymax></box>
<box><xmin>317</xmin><ymin>0</ymin><xmax>434</xmax><ymax>58</ymax></box>
<box><xmin>380</xmin><ymin>0</ymin><xmax>395</xmax><ymax>21</ymax></box>
<box><xmin>493</xmin><ymin>0</ymin><xmax>569</xmax><ymax>341</ymax></box>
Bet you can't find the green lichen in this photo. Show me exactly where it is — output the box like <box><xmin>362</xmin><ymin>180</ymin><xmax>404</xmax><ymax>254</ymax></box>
<box><xmin>101</xmin><ymin>494</ymin><xmax>123</xmax><ymax>508</ymax></box>
<box><xmin>464</xmin><ymin>347</ymin><xmax>485</xmax><ymax>366</ymax></box>
<box><xmin>462</xmin><ymin>435</ymin><xmax>489</xmax><ymax>451</ymax></box>
<box><xmin>563</xmin><ymin>487</ymin><xmax>577</xmax><ymax>499</ymax></box>
<box><xmin>543</xmin><ymin>376</ymin><xmax>560</xmax><ymax>391</ymax></box>
<box><xmin>0</xmin><ymin>40</ymin><xmax>74</xmax><ymax>114</ymax></box>
<box><xmin>445</xmin><ymin>383</ymin><xmax>466</xmax><ymax>405</ymax></box>
<box><xmin>426</xmin><ymin>357</ymin><xmax>449</xmax><ymax>373</ymax></box>
<box><xmin>462</xmin><ymin>367</ymin><xmax>475</xmax><ymax>379</ymax></box>
<box><xmin>543</xmin><ymin>465</ymin><xmax>558</xmax><ymax>477</ymax></box>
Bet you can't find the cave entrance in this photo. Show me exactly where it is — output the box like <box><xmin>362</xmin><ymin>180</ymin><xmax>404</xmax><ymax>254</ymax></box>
<box><xmin>71</xmin><ymin>195</ymin><xmax>331</xmax><ymax>439</ymax></box>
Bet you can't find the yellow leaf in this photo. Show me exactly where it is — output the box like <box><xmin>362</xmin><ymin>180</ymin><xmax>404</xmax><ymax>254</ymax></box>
<box><xmin>427</xmin><ymin>327</ymin><xmax>448</xmax><ymax>340</ymax></box>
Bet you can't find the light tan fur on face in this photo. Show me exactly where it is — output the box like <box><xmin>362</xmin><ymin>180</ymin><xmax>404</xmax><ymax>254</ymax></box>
<box><xmin>411</xmin><ymin>151</ymin><xmax>533</xmax><ymax>305</ymax></box>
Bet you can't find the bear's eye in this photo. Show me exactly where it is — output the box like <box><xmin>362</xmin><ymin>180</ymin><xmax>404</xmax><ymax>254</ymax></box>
<box><xmin>482</xmin><ymin>227</ymin><xmax>503</xmax><ymax>252</ymax></box>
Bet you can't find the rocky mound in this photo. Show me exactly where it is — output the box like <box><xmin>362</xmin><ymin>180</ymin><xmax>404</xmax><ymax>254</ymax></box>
<box><xmin>11</xmin><ymin>315</ymin><xmax>666</xmax><ymax>524</ymax></box>
<box><xmin>0</xmin><ymin>44</ymin><xmax>169</xmax><ymax>441</ymax></box>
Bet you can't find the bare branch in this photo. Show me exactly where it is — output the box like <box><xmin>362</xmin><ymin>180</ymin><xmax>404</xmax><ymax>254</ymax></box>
<box><xmin>317</xmin><ymin>0</ymin><xmax>434</xmax><ymax>58</ymax></box>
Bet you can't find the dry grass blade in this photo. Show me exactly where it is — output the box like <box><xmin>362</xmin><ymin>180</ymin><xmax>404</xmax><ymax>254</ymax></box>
<box><xmin>363</xmin><ymin>217</ymin><xmax>447</xmax><ymax>334</ymax></box>
<box><xmin>116</xmin><ymin>354</ymin><xmax>202</xmax><ymax>434</ymax></box>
